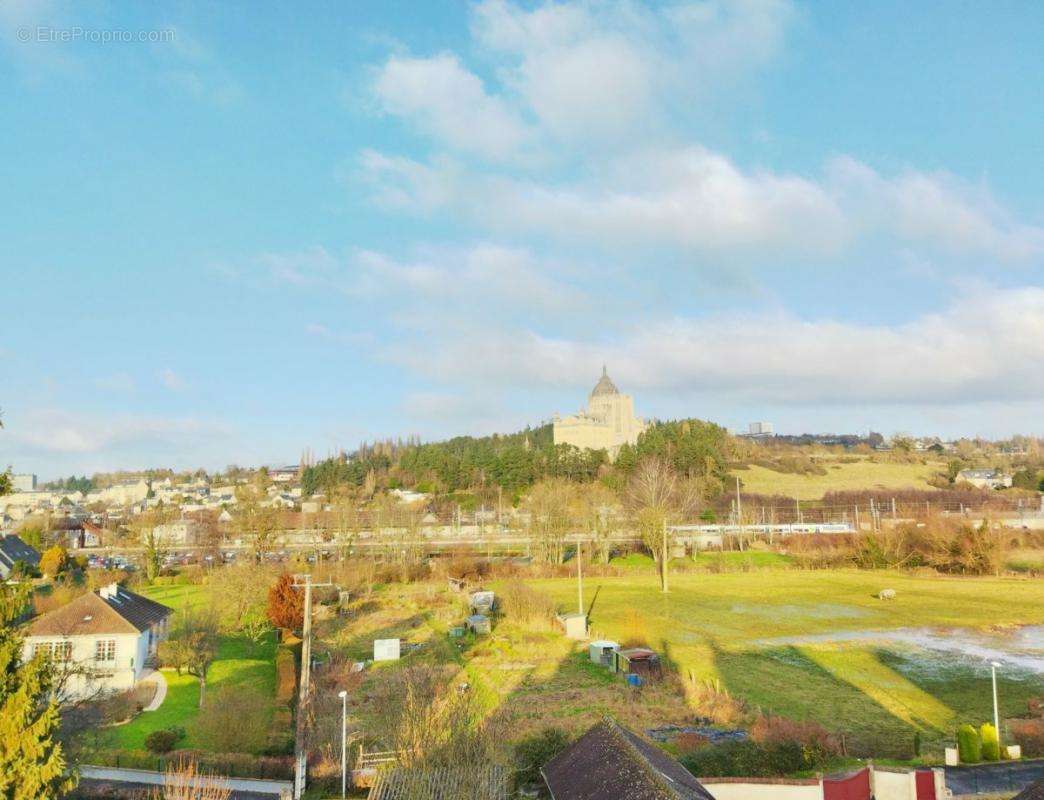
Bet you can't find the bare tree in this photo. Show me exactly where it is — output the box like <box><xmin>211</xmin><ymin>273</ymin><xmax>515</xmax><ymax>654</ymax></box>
<box><xmin>524</xmin><ymin>479</ymin><xmax>575</xmax><ymax>564</ymax></box>
<box><xmin>626</xmin><ymin>457</ymin><xmax>702</xmax><ymax>592</ymax></box>
<box><xmin>233</xmin><ymin>488</ymin><xmax>279</xmax><ymax>560</ymax></box>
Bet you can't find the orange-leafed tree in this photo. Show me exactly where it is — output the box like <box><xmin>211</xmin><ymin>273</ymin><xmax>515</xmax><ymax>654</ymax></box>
<box><xmin>266</xmin><ymin>573</ymin><xmax>303</xmax><ymax>632</ymax></box>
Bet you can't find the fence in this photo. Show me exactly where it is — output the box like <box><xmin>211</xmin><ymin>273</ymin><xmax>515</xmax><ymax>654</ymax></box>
<box><xmin>88</xmin><ymin>749</ymin><xmax>294</xmax><ymax>780</ymax></box>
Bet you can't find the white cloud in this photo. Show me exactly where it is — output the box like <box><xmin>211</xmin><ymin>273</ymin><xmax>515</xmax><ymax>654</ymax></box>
<box><xmin>829</xmin><ymin>157</ymin><xmax>1044</xmax><ymax>262</ymax></box>
<box><xmin>7</xmin><ymin>410</ymin><xmax>225</xmax><ymax>455</ymax></box>
<box><xmin>471</xmin><ymin>0</ymin><xmax>794</xmax><ymax>142</ymax></box>
<box><xmin>373</xmin><ymin>53</ymin><xmax>534</xmax><ymax>161</ymax></box>
<box><xmin>386</xmin><ymin>285</ymin><xmax>1044</xmax><ymax>407</ymax></box>
<box><xmin>362</xmin><ymin>146</ymin><xmax>851</xmax><ymax>256</ymax></box>
<box><xmin>362</xmin><ymin>148</ymin><xmax>1044</xmax><ymax>263</ymax></box>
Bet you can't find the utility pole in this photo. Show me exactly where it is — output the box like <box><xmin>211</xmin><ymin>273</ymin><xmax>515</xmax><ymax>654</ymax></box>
<box><xmin>735</xmin><ymin>476</ymin><xmax>743</xmax><ymax>538</ymax></box>
<box><xmin>292</xmin><ymin>573</ymin><xmax>335</xmax><ymax>799</ymax></box>
<box><xmin>661</xmin><ymin>517</ymin><xmax>668</xmax><ymax>593</ymax></box>
<box><xmin>577</xmin><ymin>537</ymin><xmax>583</xmax><ymax>615</ymax></box>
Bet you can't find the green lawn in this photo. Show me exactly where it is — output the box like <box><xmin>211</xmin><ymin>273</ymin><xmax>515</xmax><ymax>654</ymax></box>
<box><xmin>525</xmin><ymin>570</ymin><xmax>1044</xmax><ymax>756</ymax></box>
<box><xmin>732</xmin><ymin>459</ymin><xmax>943</xmax><ymax>500</ymax></box>
<box><xmin>101</xmin><ymin>583</ymin><xmax>277</xmax><ymax>754</ymax></box>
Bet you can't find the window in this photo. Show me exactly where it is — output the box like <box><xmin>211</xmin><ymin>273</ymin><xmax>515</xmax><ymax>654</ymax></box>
<box><xmin>95</xmin><ymin>639</ymin><xmax>116</xmax><ymax>662</ymax></box>
<box><xmin>32</xmin><ymin>641</ymin><xmax>72</xmax><ymax>661</ymax></box>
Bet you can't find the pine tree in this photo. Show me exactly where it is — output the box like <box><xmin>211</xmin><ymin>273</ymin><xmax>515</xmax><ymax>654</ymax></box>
<box><xmin>0</xmin><ymin>584</ymin><xmax>76</xmax><ymax>798</ymax></box>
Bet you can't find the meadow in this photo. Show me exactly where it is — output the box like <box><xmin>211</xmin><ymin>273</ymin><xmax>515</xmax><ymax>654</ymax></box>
<box><xmin>732</xmin><ymin>459</ymin><xmax>944</xmax><ymax>500</ymax></box>
<box><xmin>328</xmin><ymin>568</ymin><xmax>1044</xmax><ymax>761</ymax></box>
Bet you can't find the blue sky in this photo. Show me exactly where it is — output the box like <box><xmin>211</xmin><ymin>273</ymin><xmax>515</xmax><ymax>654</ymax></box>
<box><xmin>2</xmin><ymin>0</ymin><xmax>1043</xmax><ymax>479</ymax></box>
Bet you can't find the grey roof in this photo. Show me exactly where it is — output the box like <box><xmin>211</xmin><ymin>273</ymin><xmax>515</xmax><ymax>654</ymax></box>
<box><xmin>542</xmin><ymin>719</ymin><xmax>714</xmax><ymax>800</ymax></box>
<box><xmin>0</xmin><ymin>534</ymin><xmax>41</xmax><ymax>570</ymax></box>
<box><xmin>590</xmin><ymin>365</ymin><xmax>619</xmax><ymax>397</ymax></box>
<box><xmin>29</xmin><ymin>585</ymin><xmax>172</xmax><ymax>637</ymax></box>
<box><xmin>1012</xmin><ymin>781</ymin><xmax>1044</xmax><ymax>800</ymax></box>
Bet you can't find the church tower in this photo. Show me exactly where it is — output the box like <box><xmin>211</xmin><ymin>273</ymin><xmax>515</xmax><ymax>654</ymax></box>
<box><xmin>552</xmin><ymin>366</ymin><xmax>647</xmax><ymax>459</ymax></box>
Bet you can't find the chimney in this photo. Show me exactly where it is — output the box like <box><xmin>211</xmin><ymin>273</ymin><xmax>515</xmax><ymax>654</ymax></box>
<box><xmin>99</xmin><ymin>583</ymin><xmax>119</xmax><ymax>600</ymax></box>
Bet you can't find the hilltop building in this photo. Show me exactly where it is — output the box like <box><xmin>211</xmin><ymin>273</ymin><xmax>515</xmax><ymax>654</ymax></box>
<box><xmin>553</xmin><ymin>367</ymin><xmax>647</xmax><ymax>459</ymax></box>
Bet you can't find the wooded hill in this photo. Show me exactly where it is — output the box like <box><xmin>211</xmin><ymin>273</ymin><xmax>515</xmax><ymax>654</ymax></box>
<box><xmin>301</xmin><ymin>419</ymin><xmax>732</xmax><ymax>499</ymax></box>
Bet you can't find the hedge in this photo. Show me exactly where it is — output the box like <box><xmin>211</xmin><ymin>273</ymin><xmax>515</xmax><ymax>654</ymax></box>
<box><xmin>957</xmin><ymin>724</ymin><xmax>981</xmax><ymax>763</ymax></box>
<box><xmin>680</xmin><ymin>740</ymin><xmax>829</xmax><ymax>778</ymax></box>
<box><xmin>980</xmin><ymin>723</ymin><xmax>1000</xmax><ymax>761</ymax></box>
<box><xmin>88</xmin><ymin>749</ymin><xmax>293</xmax><ymax>780</ymax></box>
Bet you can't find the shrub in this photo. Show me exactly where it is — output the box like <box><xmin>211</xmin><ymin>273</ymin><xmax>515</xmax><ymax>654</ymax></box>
<box><xmin>675</xmin><ymin>732</ymin><xmax>709</xmax><ymax>754</ymax></box>
<box><xmin>1010</xmin><ymin>719</ymin><xmax>1044</xmax><ymax>757</ymax></box>
<box><xmin>750</xmin><ymin>715</ymin><xmax>839</xmax><ymax>760</ymax></box>
<box><xmin>957</xmin><ymin>724</ymin><xmax>981</xmax><ymax>763</ymax></box>
<box><xmin>275</xmin><ymin>646</ymin><xmax>297</xmax><ymax>705</ymax></box>
<box><xmin>39</xmin><ymin>545</ymin><xmax>70</xmax><ymax>578</ymax></box>
<box><xmin>980</xmin><ymin>723</ymin><xmax>1000</xmax><ymax>761</ymax></box>
<box><xmin>499</xmin><ymin>580</ymin><xmax>555</xmax><ymax>626</ymax></box>
<box><xmin>681</xmin><ymin>740</ymin><xmax>820</xmax><ymax>778</ymax></box>
<box><xmin>267</xmin><ymin>573</ymin><xmax>304</xmax><ymax>631</ymax></box>
<box><xmin>144</xmin><ymin>727</ymin><xmax>185</xmax><ymax>753</ymax></box>
<box><xmin>515</xmin><ymin>727</ymin><xmax>570</xmax><ymax>785</ymax></box>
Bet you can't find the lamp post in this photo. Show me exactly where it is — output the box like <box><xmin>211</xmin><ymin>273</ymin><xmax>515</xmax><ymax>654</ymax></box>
<box><xmin>990</xmin><ymin>662</ymin><xmax>1001</xmax><ymax>747</ymax></box>
<box><xmin>338</xmin><ymin>689</ymin><xmax>348</xmax><ymax>799</ymax></box>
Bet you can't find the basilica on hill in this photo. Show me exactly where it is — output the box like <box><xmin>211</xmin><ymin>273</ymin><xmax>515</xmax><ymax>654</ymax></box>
<box><xmin>552</xmin><ymin>366</ymin><xmax>648</xmax><ymax>459</ymax></box>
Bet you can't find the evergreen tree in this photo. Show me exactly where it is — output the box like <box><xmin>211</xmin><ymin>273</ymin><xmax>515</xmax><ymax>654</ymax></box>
<box><xmin>0</xmin><ymin>584</ymin><xmax>76</xmax><ymax>798</ymax></box>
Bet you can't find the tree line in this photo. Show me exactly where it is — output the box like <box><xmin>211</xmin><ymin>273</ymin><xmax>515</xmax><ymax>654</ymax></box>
<box><xmin>300</xmin><ymin>418</ymin><xmax>732</xmax><ymax>499</ymax></box>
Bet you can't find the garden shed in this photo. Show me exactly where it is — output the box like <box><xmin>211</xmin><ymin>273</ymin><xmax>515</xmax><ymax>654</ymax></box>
<box><xmin>588</xmin><ymin>640</ymin><xmax>619</xmax><ymax>667</ymax></box>
<box><xmin>614</xmin><ymin>647</ymin><xmax>662</xmax><ymax>678</ymax></box>
<box><xmin>373</xmin><ymin>638</ymin><xmax>401</xmax><ymax>662</ymax></box>
<box><xmin>467</xmin><ymin>614</ymin><xmax>491</xmax><ymax>635</ymax></box>
<box><xmin>470</xmin><ymin>590</ymin><xmax>495</xmax><ymax>615</ymax></box>
<box><xmin>556</xmin><ymin>612</ymin><xmax>588</xmax><ymax>640</ymax></box>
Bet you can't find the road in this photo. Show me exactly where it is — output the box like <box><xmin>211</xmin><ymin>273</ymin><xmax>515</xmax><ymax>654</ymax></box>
<box><xmin>945</xmin><ymin>759</ymin><xmax>1044</xmax><ymax>796</ymax></box>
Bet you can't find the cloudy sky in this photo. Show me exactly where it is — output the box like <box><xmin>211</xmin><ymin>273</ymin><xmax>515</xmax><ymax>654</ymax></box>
<box><xmin>2</xmin><ymin>1</ymin><xmax>1043</xmax><ymax>479</ymax></box>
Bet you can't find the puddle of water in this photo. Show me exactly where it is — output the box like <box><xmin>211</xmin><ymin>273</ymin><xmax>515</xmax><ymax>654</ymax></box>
<box><xmin>757</xmin><ymin>625</ymin><xmax>1044</xmax><ymax>675</ymax></box>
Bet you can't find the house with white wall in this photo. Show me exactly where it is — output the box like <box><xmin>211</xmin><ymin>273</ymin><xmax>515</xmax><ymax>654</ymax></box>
<box><xmin>23</xmin><ymin>583</ymin><xmax>172</xmax><ymax>699</ymax></box>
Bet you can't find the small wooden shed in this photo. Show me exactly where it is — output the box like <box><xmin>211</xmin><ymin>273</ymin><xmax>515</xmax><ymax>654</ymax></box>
<box><xmin>614</xmin><ymin>647</ymin><xmax>662</xmax><ymax>678</ymax></box>
<box><xmin>588</xmin><ymin>640</ymin><xmax>619</xmax><ymax>667</ymax></box>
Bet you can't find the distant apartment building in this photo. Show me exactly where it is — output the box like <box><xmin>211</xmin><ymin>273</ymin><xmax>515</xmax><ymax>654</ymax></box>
<box><xmin>269</xmin><ymin>465</ymin><xmax>300</xmax><ymax>483</ymax></box>
<box><xmin>12</xmin><ymin>474</ymin><xmax>37</xmax><ymax>492</ymax></box>
<box><xmin>148</xmin><ymin>520</ymin><xmax>202</xmax><ymax>546</ymax></box>
<box><xmin>748</xmin><ymin>421</ymin><xmax>774</xmax><ymax>435</ymax></box>
<box><xmin>87</xmin><ymin>479</ymin><xmax>150</xmax><ymax>507</ymax></box>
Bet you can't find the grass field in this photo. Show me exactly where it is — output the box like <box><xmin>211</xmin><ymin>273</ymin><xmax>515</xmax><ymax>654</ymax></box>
<box><xmin>328</xmin><ymin>569</ymin><xmax>1043</xmax><ymax>762</ymax></box>
<box><xmin>100</xmin><ymin>583</ymin><xmax>277</xmax><ymax>754</ymax></box>
<box><xmin>533</xmin><ymin>570</ymin><xmax>1044</xmax><ymax>755</ymax></box>
<box><xmin>732</xmin><ymin>459</ymin><xmax>944</xmax><ymax>500</ymax></box>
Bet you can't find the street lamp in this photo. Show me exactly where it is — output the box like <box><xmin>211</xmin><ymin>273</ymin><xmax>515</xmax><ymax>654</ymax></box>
<box><xmin>990</xmin><ymin>661</ymin><xmax>1002</xmax><ymax>748</ymax></box>
<box><xmin>338</xmin><ymin>690</ymin><xmax>348</xmax><ymax>799</ymax></box>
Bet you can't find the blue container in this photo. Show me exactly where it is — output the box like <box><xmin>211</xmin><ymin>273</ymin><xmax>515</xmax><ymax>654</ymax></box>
<box><xmin>627</xmin><ymin>673</ymin><xmax>643</xmax><ymax>687</ymax></box>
